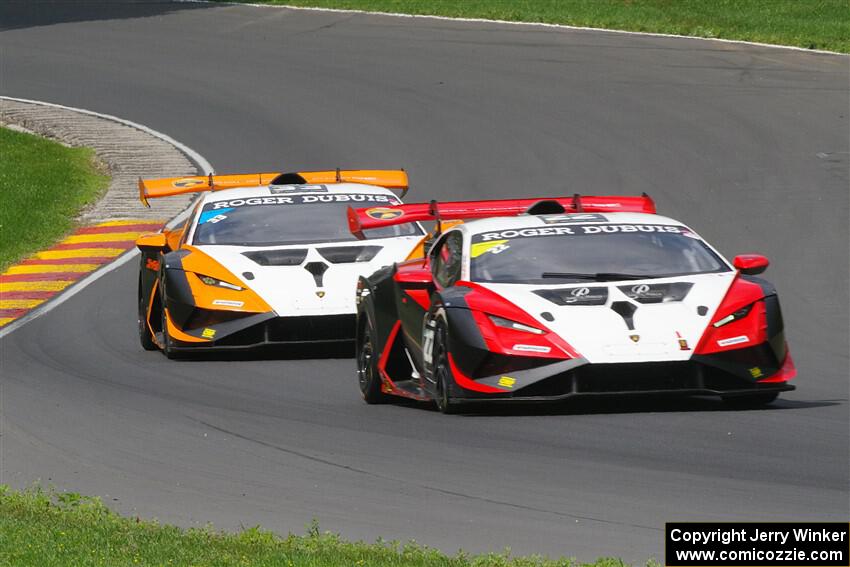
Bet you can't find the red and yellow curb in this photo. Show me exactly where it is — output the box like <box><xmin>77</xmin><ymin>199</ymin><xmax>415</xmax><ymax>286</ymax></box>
<box><xmin>0</xmin><ymin>220</ymin><xmax>165</xmax><ymax>327</ymax></box>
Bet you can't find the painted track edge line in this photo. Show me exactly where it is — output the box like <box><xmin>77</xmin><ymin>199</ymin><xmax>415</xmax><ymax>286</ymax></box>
<box><xmin>179</xmin><ymin>0</ymin><xmax>847</xmax><ymax>57</ymax></box>
<box><xmin>0</xmin><ymin>209</ymin><xmax>193</xmax><ymax>340</ymax></box>
<box><xmin>0</xmin><ymin>97</ymin><xmax>209</xmax><ymax>339</ymax></box>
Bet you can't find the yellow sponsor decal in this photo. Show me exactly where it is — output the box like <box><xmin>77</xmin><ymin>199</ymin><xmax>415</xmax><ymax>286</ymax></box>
<box><xmin>749</xmin><ymin>367</ymin><xmax>764</xmax><ymax>378</ymax></box>
<box><xmin>202</xmin><ymin>328</ymin><xmax>216</xmax><ymax>339</ymax></box>
<box><xmin>497</xmin><ymin>376</ymin><xmax>516</xmax><ymax>388</ymax></box>
<box><xmin>365</xmin><ymin>207</ymin><xmax>404</xmax><ymax>220</ymax></box>
<box><xmin>172</xmin><ymin>178</ymin><xmax>205</xmax><ymax>188</ymax></box>
<box><xmin>470</xmin><ymin>239</ymin><xmax>510</xmax><ymax>258</ymax></box>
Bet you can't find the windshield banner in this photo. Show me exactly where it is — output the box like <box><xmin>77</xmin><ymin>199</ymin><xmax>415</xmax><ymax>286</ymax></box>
<box><xmin>474</xmin><ymin>224</ymin><xmax>690</xmax><ymax>242</ymax></box>
<box><xmin>210</xmin><ymin>193</ymin><xmax>399</xmax><ymax>210</ymax></box>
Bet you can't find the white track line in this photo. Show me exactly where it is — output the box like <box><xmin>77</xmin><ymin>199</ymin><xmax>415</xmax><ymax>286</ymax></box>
<box><xmin>181</xmin><ymin>0</ymin><xmax>846</xmax><ymax>57</ymax></box>
<box><xmin>0</xmin><ymin>97</ymin><xmax>212</xmax><ymax>339</ymax></box>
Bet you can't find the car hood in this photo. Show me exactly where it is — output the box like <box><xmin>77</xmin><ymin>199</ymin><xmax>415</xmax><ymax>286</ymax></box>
<box><xmin>478</xmin><ymin>272</ymin><xmax>736</xmax><ymax>363</ymax></box>
<box><xmin>193</xmin><ymin>237</ymin><xmax>421</xmax><ymax>316</ymax></box>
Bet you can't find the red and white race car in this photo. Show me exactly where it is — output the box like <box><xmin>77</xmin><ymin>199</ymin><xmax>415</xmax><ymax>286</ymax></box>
<box><xmin>350</xmin><ymin>195</ymin><xmax>796</xmax><ymax>413</ymax></box>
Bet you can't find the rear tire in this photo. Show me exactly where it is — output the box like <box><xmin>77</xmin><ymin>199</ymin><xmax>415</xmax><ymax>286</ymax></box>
<box><xmin>357</xmin><ymin>323</ymin><xmax>388</xmax><ymax>404</ymax></box>
<box><xmin>722</xmin><ymin>391</ymin><xmax>779</xmax><ymax>408</ymax></box>
<box><xmin>138</xmin><ymin>275</ymin><xmax>157</xmax><ymax>351</ymax></box>
<box><xmin>432</xmin><ymin>322</ymin><xmax>460</xmax><ymax>414</ymax></box>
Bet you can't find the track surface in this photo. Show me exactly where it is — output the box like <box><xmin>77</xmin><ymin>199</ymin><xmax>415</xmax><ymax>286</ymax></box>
<box><xmin>1</xmin><ymin>2</ymin><xmax>847</xmax><ymax>561</ymax></box>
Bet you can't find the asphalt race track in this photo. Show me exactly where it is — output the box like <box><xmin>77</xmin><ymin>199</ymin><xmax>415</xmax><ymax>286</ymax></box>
<box><xmin>1</xmin><ymin>2</ymin><xmax>847</xmax><ymax>561</ymax></box>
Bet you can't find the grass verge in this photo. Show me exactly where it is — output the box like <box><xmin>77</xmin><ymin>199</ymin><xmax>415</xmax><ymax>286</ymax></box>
<box><xmin>0</xmin><ymin>486</ymin><xmax>646</xmax><ymax>567</ymax></box>
<box><xmin>0</xmin><ymin>126</ymin><xmax>109</xmax><ymax>271</ymax></box>
<box><xmin>215</xmin><ymin>0</ymin><xmax>850</xmax><ymax>53</ymax></box>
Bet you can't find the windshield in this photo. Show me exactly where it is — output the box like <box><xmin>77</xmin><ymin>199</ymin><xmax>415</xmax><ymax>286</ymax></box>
<box><xmin>470</xmin><ymin>223</ymin><xmax>729</xmax><ymax>284</ymax></box>
<box><xmin>193</xmin><ymin>194</ymin><xmax>422</xmax><ymax>246</ymax></box>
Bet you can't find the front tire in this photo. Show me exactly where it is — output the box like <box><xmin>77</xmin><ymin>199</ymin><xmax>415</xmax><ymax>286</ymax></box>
<box><xmin>722</xmin><ymin>391</ymin><xmax>779</xmax><ymax>408</ymax></box>
<box><xmin>432</xmin><ymin>322</ymin><xmax>460</xmax><ymax>414</ymax></box>
<box><xmin>138</xmin><ymin>274</ymin><xmax>157</xmax><ymax>351</ymax></box>
<box><xmin>357</xmin><ymin>323</ymin><xmax>388</xmax><ymax>404</ymax></box>
<box><xmin>159</xmin><ymin>294</ymin><xmax>181</xmax><ymax>360</ymax></box>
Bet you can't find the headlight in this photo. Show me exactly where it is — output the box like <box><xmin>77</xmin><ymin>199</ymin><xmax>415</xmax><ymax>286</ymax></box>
<box><xmin>488</xmin><ymin>315</ymin><xmax>545</xmax><ymax>335</ymax></box>
<box><xmin>713</xmin><ymin>303</ymin><xmax>753</xmax><ymax>327</ymax></box>
<box><xmin>197</xmin><ymin>274</ymin><xmax>243</xmax><ymax>291</ymax></box>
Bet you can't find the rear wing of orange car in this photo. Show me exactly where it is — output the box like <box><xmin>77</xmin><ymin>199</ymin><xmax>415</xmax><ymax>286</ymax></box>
<box><xmin>138</xmin><ymin>169</ymin><xmax>409</xmax><ymax>207</ymax></box>
<box><xmin>347</xmin><ymin>194</ymin><xmax>656</xmax><ymax>237</ymax></box>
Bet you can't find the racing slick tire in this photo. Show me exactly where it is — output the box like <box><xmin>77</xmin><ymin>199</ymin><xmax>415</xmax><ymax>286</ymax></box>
<box><xmin>432</xmin><ymin>321</ymin><xmax>460</xmax><ymax>415</ymax></box>
<box><xmin>722</xmin><ymin>391</ymin><xmax>779</xmax><ymax>409</ymax></box>
<box><xmin>357</xmin><ymin>323</ymin><xmax>388</xmax><ymax>404</ymax></box>
<box><xmin>138</xmin><ymin>275</ymin><xmax>157</xmax><ymax>351</ymax></box>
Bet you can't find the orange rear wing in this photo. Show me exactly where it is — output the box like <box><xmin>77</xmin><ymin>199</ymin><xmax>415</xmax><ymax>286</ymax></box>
<box><xmin>138</xmin><ymin>169</ymin><xmax>410</xmax><ymax>207</ymax></box>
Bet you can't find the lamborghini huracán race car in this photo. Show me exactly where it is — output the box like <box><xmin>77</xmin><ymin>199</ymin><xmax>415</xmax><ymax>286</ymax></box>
<box><xmin>350</xmin><ymin>195</ymin><xmax>796</xmax><ymax>412</ymax></box>
<box><xmin>136</xmin><ymin>169</ymin><xmax>422</xmax><ymax>357</ymax></box>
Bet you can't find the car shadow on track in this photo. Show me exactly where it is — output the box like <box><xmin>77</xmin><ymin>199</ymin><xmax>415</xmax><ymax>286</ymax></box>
<box><xmin>172</xmin><ymin>342</ymin><xmax>355</xmax><ymax>362</ymax></box>
<box><xmin>406</xmin><ymin>396</ymin><xmax>842</xmax><ymax>417</ymax></box>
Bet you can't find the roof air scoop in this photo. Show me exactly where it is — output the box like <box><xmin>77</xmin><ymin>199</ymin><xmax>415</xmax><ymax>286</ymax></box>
<box><xmin>525</xmin><ymin>200</ymin><xmax>566</xmax><ymax>215</ymax></box>
<box><xmin>269</xmin><ymin>172</ymin><xmax>309</xmax><ymax>185</ymax></box>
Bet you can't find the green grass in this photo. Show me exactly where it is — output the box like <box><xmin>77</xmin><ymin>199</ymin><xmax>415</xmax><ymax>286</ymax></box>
<box><xmin>0</xmin><ymin>127</ymin><xmax>108</xmax><ymax>271</ymax></box>
<box><xmin>0</xmin><ymin>486</ymin><xmax>649</xmax><ymax>567</ymax></box>
<box><xmin>218</xmin><ymin>0</ymin><xmax>850</xmax><ymax>53</ymax></box>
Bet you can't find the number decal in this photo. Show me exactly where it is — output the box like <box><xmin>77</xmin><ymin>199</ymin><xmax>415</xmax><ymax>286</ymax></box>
<box><xmin>422</xmin><ymin>320</ymin><xmax>436</xmax><ymax>365</ymax></box>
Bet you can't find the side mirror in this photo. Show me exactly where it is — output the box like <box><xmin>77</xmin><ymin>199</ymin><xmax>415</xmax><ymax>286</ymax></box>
<box><xmin>136</xmin><ymin>232</ymin><xmax>167</xmax><ymax>252</ymax></box>
<box><xmin>393</xmin><ymin>262</ymin><xmax>433</xmax><ymax>287</ymax></box>
<box><xmin>733</xmin><ymin>254</ymin><xmax>769</xmax><ymax>275</ymax></box>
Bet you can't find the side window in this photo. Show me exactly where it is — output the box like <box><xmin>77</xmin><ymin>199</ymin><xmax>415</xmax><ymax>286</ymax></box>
<box><xmin>431</xmin><ymin>231</ymin><xmax>464</xmax><ymax>288</ymax></box>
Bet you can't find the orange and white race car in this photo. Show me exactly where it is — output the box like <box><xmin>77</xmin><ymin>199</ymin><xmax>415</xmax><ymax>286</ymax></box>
<box><xmin>136</xmin><ymin>170</ymin><xmax>423</xmax><ymax>357</ymax></box>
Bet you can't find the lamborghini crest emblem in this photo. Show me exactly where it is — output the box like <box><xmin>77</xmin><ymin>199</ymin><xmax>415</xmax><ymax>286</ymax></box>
<box><xmin>315</xmin><ymin>291</ymin><xmax>326</xmax><ymax>298</ymax></box>
<box><xmin>629</xmin><ymin>334</ymin><xmax>640</xmax><ymax>343</ymax></box>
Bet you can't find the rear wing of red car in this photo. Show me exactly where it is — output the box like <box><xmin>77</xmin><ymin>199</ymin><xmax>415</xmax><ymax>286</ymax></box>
<box><xmin>348</xmin><ymin>194</ymin><xmax>656</xmax><ymax>237</ymax></box>
<box><xmin>138</xmin><ymin>169</ymin><xmax>409</xmax><ymax>207</ymax></box>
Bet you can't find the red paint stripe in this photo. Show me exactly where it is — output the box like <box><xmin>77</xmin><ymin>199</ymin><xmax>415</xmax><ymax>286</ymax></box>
<box><xmin>0</xmin><ymin>308</ymin><xmax>31</xmax><ymax>318</ymax></box>
<box><xmin>76</xmin><ymin>223</ymin><xmax>162</xmax><ymax>235</ymax></box>
<box><xmin>20</xmin><ymin>257</ymin><xmax>112</xmax><ymax>266</ymax></box>
<box><xmin>0</xmin><ymin>272</ymin><xmax>86</xmax><ymax>283</ymax></box>
<box><xmin>51</xmin><ymin>241</ymin><xmax>136</xmax><ymax>251</ymax></box>
<box><xmin>0</xmin><ymin>291</ymin><xmax>56</xmax><ymax>300</ymax></box>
